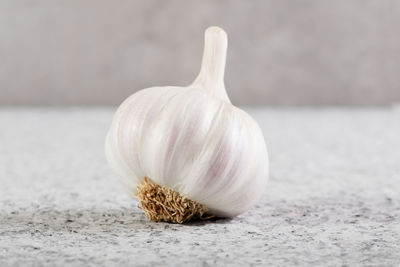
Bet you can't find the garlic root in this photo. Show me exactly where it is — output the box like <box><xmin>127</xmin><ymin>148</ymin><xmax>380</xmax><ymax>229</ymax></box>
<box><xmin>137</xmin><ymin>178</ymin><xmax>212</xmax><ymax>223</ymax></box>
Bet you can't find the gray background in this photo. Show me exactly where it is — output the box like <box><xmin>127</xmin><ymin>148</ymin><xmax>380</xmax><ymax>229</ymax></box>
<box><xmin>0</xmin><ymin>0</ymin><xmax>399</xmax><ymax>106</ymax></box>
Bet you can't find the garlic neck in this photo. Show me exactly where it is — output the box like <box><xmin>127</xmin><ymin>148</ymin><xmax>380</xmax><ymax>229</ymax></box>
<box><xmin>192</xmin><ymin>26</ymin><xmax>231</xmax><ymax>103</ymax></box>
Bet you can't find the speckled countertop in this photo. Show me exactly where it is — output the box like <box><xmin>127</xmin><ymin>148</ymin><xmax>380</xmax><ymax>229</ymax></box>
<box><xmin>0</xmin><ymin>107</ymin><xmax>399</xmax><ymax>266</ymax></box>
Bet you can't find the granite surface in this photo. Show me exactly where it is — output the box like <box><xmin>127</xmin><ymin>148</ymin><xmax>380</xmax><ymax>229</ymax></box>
<box><xmin>0</xmin><ymin>107</ymin><xmax>399</xmax><ymax>266</ymax></box>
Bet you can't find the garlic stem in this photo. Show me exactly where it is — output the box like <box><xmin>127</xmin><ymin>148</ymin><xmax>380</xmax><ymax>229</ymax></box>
<box><xmin>193</xmin><ymin>26</ymin><xmax>230</xmax><ymax>103</ymax></box>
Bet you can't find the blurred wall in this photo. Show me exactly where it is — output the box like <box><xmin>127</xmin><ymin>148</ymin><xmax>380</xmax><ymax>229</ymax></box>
<box><xmin>0</xmin><ymin>0</ymin><xmax>399</xmax><ymax>106</ymax></box>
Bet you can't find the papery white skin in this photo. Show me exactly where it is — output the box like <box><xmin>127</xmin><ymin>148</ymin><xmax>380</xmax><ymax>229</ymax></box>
<box><xmin>105</xmin><ymin>27</ymin><xmax>268</xmax><ymax>217</ymax></box>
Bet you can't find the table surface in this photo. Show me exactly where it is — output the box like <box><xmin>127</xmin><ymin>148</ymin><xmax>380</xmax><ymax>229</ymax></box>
<box><xmin>0</xmin><ymin>107</ymin><xmax>399</xmax><ymax>266</ymax></box>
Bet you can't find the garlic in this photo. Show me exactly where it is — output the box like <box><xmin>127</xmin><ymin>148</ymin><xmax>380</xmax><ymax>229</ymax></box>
<box><xmin>105</xmin><ymin>26</ymin><xmax>269</xmax><ymax>223</ymax></box>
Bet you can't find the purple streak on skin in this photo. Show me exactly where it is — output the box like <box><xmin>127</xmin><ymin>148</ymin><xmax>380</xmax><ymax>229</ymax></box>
<box><xmin>202</xmin><ymin>134</ymin><xmax>232</xmax><ymax>190</ymax></box>
<box><xmin>165</xmin><ymin>125</ymin><xmax>180</xmax><ymax>160</ymax></box>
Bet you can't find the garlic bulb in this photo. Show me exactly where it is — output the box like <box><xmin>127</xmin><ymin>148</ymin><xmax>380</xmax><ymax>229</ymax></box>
<box><xmin>105</xmin><ymin>26</ymin><xmax>268</xmax><ymax>223</ymax></box>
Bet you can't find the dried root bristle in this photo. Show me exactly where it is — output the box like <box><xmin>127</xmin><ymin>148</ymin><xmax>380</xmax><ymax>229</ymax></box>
<box><xmin>136</xmin><ymin>178</ymin><xmax>213</xmax><ymax>223</ymax></box>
